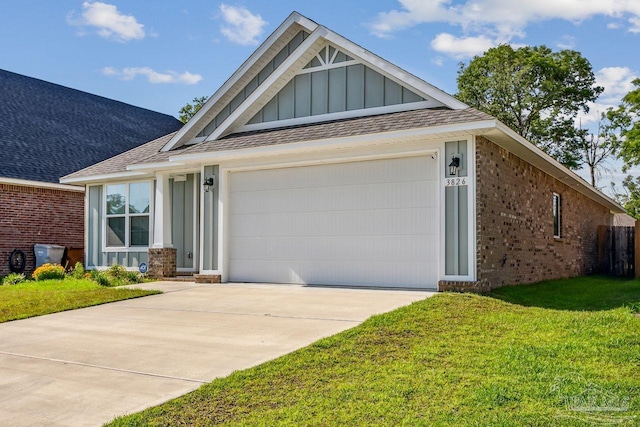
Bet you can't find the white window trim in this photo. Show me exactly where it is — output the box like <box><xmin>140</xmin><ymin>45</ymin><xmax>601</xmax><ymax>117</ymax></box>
<box><xmin>553</xmin><ymin>192</ymin><xmax>561</xmax><ymax>238</ymax></box>
<box><xmin>102</xmin><ymin>181</ymin><xmax>154</xmax><ymax>252</ymax></box>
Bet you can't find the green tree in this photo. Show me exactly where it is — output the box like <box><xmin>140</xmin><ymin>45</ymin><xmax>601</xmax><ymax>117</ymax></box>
<box><xmin>612</xmin><ymin>175</ymin><xmax>640</xmax><ymax>219</ymax></box>
<box><xmin>609</xmin><ymin>78</ymin><xmax>640</xmax><ymax>169</ymax></box>
<box><xmin>179</xmin><ymin>96</ymin><xmax>208</xmax><ymax>124</ymax></box>
<box><xmin>456</xmin><ymin>45</ymin><xmax>603</xmax><ymax>169</ymax></box>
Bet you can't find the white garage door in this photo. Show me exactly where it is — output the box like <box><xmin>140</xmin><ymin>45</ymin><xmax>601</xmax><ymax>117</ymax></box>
<box><xmin>228</xmin><ymin>156</ymin><xmax>439</xmax><ymax>288</ymax></box>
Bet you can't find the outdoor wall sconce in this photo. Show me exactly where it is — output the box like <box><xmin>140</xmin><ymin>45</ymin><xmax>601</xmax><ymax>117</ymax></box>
<box><xmin>203</xmin><ymin>176</ymin><xmax>215</xmax><ymax>192</ymax></box>
<box><xmin>448</xmin><ymin>155</ymin><xmax>461</xmax><ymax>176</ymax></box>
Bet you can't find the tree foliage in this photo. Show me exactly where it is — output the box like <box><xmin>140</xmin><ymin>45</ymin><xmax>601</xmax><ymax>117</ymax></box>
<box><xmin>612</xmin><ymin>175</ymin><xmax>640</xmax><ymax>219</ymax></box>
<box><xmin>608</xmin><ymin>78</ymin><xmax>640</xmax><ymax>169</ymax></box>
<box><xmin>179</xmin><ymin>96</ymin><xmax>208</xmax><ymax>124</ymax></box>
<box><xmin>456</xmin><ymin>45</ymin><xmax>603</xmax><ymax>169</ymax></box>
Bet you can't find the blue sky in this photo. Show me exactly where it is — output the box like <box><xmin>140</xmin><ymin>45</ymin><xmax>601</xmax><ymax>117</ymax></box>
<box><xmin>1</xmin><ymin>1</ymin><xmax>639</xmax><ymax>189</ymax></box>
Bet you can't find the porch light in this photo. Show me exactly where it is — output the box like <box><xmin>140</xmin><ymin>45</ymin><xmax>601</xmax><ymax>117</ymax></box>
<box><xmin>203</xmin><ymin>176</ymin><xmax>215</xmax><ymax>192</ymax></box>
<box><xmin>448</xmin><ymin>156</ymin><xmax>461</xmax><ymax>176</ymax></box>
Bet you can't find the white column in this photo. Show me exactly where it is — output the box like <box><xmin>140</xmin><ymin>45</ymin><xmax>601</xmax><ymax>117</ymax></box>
<box><xmin>152</xmin><ymin>172</ymin><xmax>173</xmax><ymax>248</ymax></box>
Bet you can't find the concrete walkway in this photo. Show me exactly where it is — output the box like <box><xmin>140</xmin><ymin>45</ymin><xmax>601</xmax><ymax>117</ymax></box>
<box><xmin>0</xmin><ymin>282</ymin><xmax>434</xmax><ymax>426</ymax></box>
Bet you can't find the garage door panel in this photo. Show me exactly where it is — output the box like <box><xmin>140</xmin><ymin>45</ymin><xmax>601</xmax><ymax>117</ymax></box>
<box><xmin>230</xmin><ymin>156</ymin><xmax>436</xmax><ymax>193</ymax></box>
<box><xmin>230</xmin><ymin>180</ymin><xmax>433</xmax><ymax>215</ymax></box>
<box><xmin>228</xmin><ymin>156</ymin><xmax>439</xmax><ymax>288</ymax></box>
<box><xmin>230</xmin><ymin>235</ymin><xmax>438</xmax><ymax>263</ymax></box>
<box><xmin>229</xmin><ymin>259</ymin><xmax>438</xmax><ymax>287</ymax></box>
<box><xmin>230</xmin><ymin>207</ymin><xmax>436</xmax><ymax>238</ymax></box>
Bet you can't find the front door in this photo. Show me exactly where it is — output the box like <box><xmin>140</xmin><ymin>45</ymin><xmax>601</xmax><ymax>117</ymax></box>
<box><xmin>171</xmin><ymin>173</ymin><xmax>199</xmax><ymax>271</ymax></box>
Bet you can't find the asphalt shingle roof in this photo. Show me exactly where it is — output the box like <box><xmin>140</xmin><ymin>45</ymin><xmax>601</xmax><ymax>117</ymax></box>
<box><xmin>65</xmin><ymin>107</ymin><xmax>492</xmax><ymax>180</ymax></box>
<box><xmin>182</xmin><ymin>107</ymin><xmax>493</xmax><ymax>155</ymax></box>
<box><xmin>0</xmin><ymin>69</ymin><xmax>183</xmax><ymax>183</ymax></box>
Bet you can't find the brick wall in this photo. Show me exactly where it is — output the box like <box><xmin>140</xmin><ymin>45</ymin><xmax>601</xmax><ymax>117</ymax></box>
<box><xmin>148</xmin><ymin>248</ymin><xmax>177</xmax><ymax>278</ymax></box>
<box><xmin>475</xmin><ymin>136</ymin><xmax>611</xmax><ymax>289</ymax></box>
<box><xmin>0</xmin><ymin>184</ymin><xmax>84</xmax><ymax>276</ymax></box>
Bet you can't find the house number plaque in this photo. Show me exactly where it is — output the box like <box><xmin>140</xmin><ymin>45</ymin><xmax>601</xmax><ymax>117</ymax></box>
<box><xmin>444</xmin><ymin>177</ymin><xmax>467</xmax><ymax>187</ymax></box>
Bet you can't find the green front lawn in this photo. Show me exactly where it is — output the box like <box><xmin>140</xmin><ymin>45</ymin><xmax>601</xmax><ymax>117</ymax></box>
<box><xmin>109</xmin><ymin>276</ymin><xmax>640</xmax><ymax>426</ymax></box>
<box><xmin>0</xmin><ymin>278</ymin><xmax>160</xmax><ymax>323</ymax></box>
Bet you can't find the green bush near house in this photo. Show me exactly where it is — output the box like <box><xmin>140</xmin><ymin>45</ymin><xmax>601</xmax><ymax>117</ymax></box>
<box><xmin>2</xmin><ymin>273</ymin><xmax>26</xmax><ymax>286</ymax></box>
<box><xmin>89</xmin><ymin>264</ymin><xmax>145</xmax><ymax>287</ymax></box>
<box><xmin>32</xmin><ymin>263</ymin><xmax>66</xmax><ymax>281</ymax></box>
<box><xmin>70</xmin><ymin>262</ymin><xmax>85</xmax><ymax>279</ymax></box>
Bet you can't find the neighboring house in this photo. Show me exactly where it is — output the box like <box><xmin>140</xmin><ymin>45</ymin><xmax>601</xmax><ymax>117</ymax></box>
<box><xmin>62</xmin><ymin>13</ymin><xmax>624</xmax><ymax>291</ymax></box>
<box><xmin>0</xmin><ymin>69</ymin><xmax>182</xmax><ymax>276</ymax></box>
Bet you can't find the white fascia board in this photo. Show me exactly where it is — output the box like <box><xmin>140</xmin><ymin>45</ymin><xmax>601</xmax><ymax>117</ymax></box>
<box><xmin>0</xmin><ymin>177</ymin><xmax>85</xmax><ymax>192</ymax></box>
<box><xmin>205</xmin><ymin>28</ymin><xmax>328</xmax><ymax>142</ymax></box>
<box><xmin>491</xmin><ymin>122</ymin><xmax>624</xmax><ymax>213</ymax></box>
<box><xmin>172</xmin><ymin>120</ymin><xmax>496</xmax><ymax>164</ymax></box>
<box><xmin>321</xmin><ymin>30</ymin><xmax>469</xmax><ymax>110</ymax></box>
<box><xmin>161</xmin><ymin>13</ymin><xmax>318</xmax><ymax>152</ymax></box>
<box><xmin>126</xmin><ymin>161</ymin><xmax>187</xmax><ymax>171</ymax></box>
<box><xmin>60</xmin><ymin>171</ymin><xmax>148</xmax><ymax>185</ymax></box>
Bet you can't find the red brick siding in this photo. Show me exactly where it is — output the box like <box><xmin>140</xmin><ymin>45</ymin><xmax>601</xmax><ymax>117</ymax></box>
<box><xmin>475</xmin><ymin>136</ymin><xmax>611</xmax><ymax>289</ymax></box>
<box><xmin>0</xmin><ymin>184</ymin><xmax>84</xmax><ymax>276</ymax></box>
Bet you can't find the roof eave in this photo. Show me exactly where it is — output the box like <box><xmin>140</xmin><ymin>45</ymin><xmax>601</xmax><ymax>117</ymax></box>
<box><xmin>486</xmin><ymin>122</ymin><xmax>624</xmax><ymax>214</ymax></box>
<box><xmin>170</xmin><ymin>119</ymin><xmax>497</xmax><ymax>163</ymax></box>
<box><xmin>60</xmin><ymin>171</ymin><xmax>149</xmax><ymax>185</ymax></box>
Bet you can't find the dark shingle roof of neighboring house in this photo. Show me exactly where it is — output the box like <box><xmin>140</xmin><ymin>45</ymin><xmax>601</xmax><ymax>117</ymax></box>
<box><xmin>64</xmin><ymin>107</ymin><xmax>493</xmax><ymax>180</ymax></box>
<box><xmin>0</xmin><ymin>69</ymin><xmax>183</xmax><ymax>183</ymax></box>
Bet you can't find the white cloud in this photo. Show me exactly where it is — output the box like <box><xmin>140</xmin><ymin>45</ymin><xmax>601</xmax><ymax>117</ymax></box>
<box><xmin>370</xmin><ymin>0</ymin><xmax>640</xmax><ymax>40</ymax></box>
<box><xmin>577</xmin><ymin>66</ymin><xmax>638</xmax><ymax>126</ymax></box>
<box><xmin>218</xmin><ymin>4</ymin><xmax>267</xmax><ymax>46</ymax></box>
<box><xmin>430</xmin><ymin>33</ymin><xmax>496</xmax><ymax>58</ymax></box>
<box><xmin>596</xmin><ymin>66</ymin><xmax>638</xmax><ymax>104</ymax></box>
<box><xmin>102</xmin><ymin>67</ymin><xmax>202</xmax><ymax>84</ymax></box>
<box><xmin>67</xmin><ymin>2</ymin><xmax>145</xmax><ymax>42</ymax></box>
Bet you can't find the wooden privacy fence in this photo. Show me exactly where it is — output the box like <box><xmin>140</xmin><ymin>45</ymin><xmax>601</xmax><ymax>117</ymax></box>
<box><xmin>597</xmin><ymin>225</ymin><xmax>635</xmax><ymax>277</ymax></box>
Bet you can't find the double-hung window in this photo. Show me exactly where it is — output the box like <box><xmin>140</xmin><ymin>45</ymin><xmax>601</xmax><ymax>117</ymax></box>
<box><xmin>106</xmin><ymin>183</ymin><xmax>151</xmax><ymax>248</ymax></box>
<box><xmin>553</xmin><ymin>193</ymin><xmax>561</xmax><ymax>238</ymax></box>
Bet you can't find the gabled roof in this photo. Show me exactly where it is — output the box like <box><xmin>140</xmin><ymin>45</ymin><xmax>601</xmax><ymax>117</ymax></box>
<box><xmin>0</xmin><ymin>69</ymin><xmax>182</xmax><ymax>184</ymax></box>
<box><xmin>162</xmin><ymin>11</ymin><xmax>467</xmax><ymax>152</ymax></box>
<box><xmin>63</xmin><ymin>108</ymin><xmax>492</xmax><ymax>181</ymax></box>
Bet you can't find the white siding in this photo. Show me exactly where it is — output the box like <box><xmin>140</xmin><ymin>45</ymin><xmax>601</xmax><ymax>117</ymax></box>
<box><xmin>228</xmin><ymin>156</ymin><xmax>439</xmax><ymax>288</ymax></box>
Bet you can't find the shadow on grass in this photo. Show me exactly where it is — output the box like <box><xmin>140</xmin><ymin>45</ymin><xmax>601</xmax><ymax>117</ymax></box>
<box><xmin>489</xmin><ymin>275</ymin><xmax>640</xmax><ymax>311</ymax></box>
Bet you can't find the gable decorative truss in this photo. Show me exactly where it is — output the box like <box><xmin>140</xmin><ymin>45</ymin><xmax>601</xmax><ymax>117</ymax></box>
<box><xmin>162</xmin><ymin>12</ymin><xmax>468</xmax><ymax>152</ymax></box>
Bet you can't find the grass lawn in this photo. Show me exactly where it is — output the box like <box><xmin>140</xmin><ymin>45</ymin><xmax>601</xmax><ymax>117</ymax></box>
<box><xmin>0</xmin><ymin>278</ymin><xmax>160</xmax><ymax>323</ymax></box>
<box><xmin>109</xmin><ymin>276</ymin><xmax>640</xmax><ymax>426</ymax></box>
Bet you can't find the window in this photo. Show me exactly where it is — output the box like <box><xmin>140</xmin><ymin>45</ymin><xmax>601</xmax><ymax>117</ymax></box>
<box><xmin>106</xmin><ymin>182</ymin><xmax>150</xmax><ymax>248</ymax></box>
<box><xmin>553</xmin><ymin>193</ymin><xmax>561</xmax><ymax>238</ymax></box>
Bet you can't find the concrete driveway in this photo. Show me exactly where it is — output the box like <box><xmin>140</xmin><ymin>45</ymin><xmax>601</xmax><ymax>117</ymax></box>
<box><xmin>0</xmin><ymin>282</ymin><xmax>434</xmax><ymax>426</ymax></box>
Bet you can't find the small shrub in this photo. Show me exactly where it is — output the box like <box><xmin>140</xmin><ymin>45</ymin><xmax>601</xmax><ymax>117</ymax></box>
<box><xmin>2</xmin><ymin>273</ymin><xmax>26</xmax><ymax>286</ymax></box>
<box><xmin>126</xmin><ymin>271</ymin><xmax>143</xmax><ymax>284</ymax></box>
<box><xmin>91</xmin><ymin>270</ymin><xmax>112</xmax><ymax>287</ymax></box>
<box><xmin>108</xmin><ymin>264</ymin><xmax>129</xmax><ymax>280</ymax></box>
<box><xmin>32</xmin><ymin>263</ymin><xmax>66</xmax><ymax>281</ymax></box>
<box><xmin>70</xmin><ymin>262</ymin><xmax>85</xmax><ymax>279</ymax></box>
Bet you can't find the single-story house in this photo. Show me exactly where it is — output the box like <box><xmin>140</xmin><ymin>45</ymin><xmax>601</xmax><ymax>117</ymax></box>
<box><xmin>0</xmin><ymin>69</ymin><xmax>182</xmax><ymax>275</ymax></box>
<box><xmin>61</xmin><ymin>12</ymin><xmax>624</xmax><ymax>291</ymax></box>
